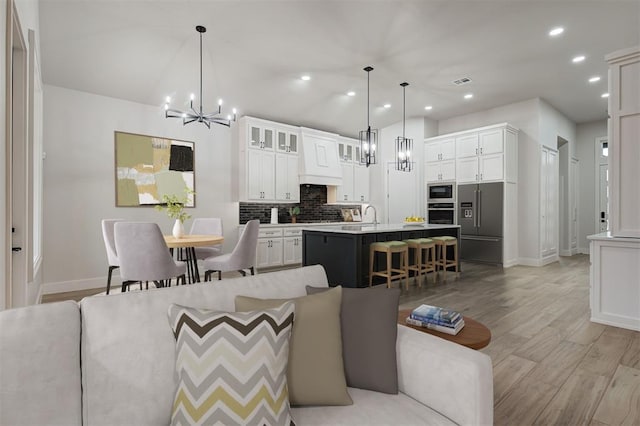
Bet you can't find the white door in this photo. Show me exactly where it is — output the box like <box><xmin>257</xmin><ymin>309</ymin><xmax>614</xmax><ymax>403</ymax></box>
<box><xmin>599</xmin><ymin>164</ymin><xmax>609</xmax><ymax>232</ymax></box>
<box><xmin>570</xmin><ymin>158</ymin><xmax>579</xmax><ymax>251</ymax></box>
<box><xmin>386</xmin><ymin>163</ymin><xmax>418</xmax><ymax>223</ymax></box>
<box><xmin>541</xmin><ymin>147</ymin><xmax>558</xmax><ymax>257</ymax></box>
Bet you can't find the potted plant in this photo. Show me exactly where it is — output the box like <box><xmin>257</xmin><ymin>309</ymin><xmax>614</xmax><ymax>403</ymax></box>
<box><xmin>288</xmin><ymin>206</ymin><xmax>300</xmax><ymax>224</ymax></box>
<box><xmin>155</xmin><ymin>190</ymin><xmax>193</xmax><ymax>238</ymax></box>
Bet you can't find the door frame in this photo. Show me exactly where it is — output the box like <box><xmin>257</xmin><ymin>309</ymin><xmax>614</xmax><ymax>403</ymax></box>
<box><xmin>594</xmin><ymin>136</ymin><xmax>608</xmax><ymax>234</ymax></box>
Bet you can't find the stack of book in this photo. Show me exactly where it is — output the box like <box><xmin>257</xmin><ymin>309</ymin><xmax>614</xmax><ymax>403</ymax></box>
<box><xmin>406</xmin><ymin>304</ymin><xmax>465</xmax><ymax>335</ymax></box>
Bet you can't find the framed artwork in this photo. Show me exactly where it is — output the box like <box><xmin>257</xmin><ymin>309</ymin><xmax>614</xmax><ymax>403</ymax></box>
<box><xmin>114</xmin><ymin>131</ymin><xmax>195</xmax><ymax>207</ymax></box>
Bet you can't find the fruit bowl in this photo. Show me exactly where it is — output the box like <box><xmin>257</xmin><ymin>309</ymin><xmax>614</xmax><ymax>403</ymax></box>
<box><xmin>403</xmin><ymin>217</ymin><xmax>425</xmax><ymax>226</ymax></box>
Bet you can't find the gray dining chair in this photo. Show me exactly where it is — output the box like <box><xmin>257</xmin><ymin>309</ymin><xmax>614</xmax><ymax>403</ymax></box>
<box><xmin>101</xmin><ymin>219</ymin><xmax>124</xmax><ymax>294</ymax></box>
<box><xmin>203</xmin><ymin>219</ymin><xmax>259</xmax><ymax>281</ymax></box>
<box><xmin>189</xmin><ymin>218</ymin><xmax>223</xmax><ymax>260</ymax></box>
<box><xmin>114</xmin><ymin>222</ymin><xmax>186</xmax><ymax>291</ymax></box>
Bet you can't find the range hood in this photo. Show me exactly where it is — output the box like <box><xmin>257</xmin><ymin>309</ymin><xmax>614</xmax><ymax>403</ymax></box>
<box><xmin>298</xmin><ymin>127</ymin><xmax>343</xmax><ymax>186</ymax></box>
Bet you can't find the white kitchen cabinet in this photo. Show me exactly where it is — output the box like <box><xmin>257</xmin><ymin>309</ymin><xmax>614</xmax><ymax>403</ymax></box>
<box><xmin>247</xmin><ymin>150</ymin><xmax>275</xmax><ymax>200</ymax></box>
<box><xmin>540</xmin><ymin>146</ymin><xmax>558</xmax><ymax>261</ymax></box>
<box><xmin>276</xmin><ymin>127</ymin><xmax>299</xmax><ymax>154</ymax></box>
<box><xmin>453</xmin><ymin>124</ymin><xmax>517</xmax><ymax>184</ymax></box>
<box><xmin>607</xmin><ymin>46</ymin><xmax>640</xmax><ymax>238</ymax></box>
<box><xmin>248</xmin><ymin>121</ymin><xmax>275</xmax><ymax>150</ymax></box>
<box><xmin>256</xmin><ymin>228</ymin><xmax>284</xmax><ymax>269</ymax></box>
<box><xmin>275</xmin><ymin>154</ymin><xmax>299</xmax><ymax>201</ymax></box>
<box><xmin>353</xmin><ymin>165</ymin><xmax>370</xmax><ymax>202</ymax></box>
<box><xmin>283</xmin><ymin>229</ymin><xmax>303</xmax><ymax>265</ymax></box>
<box><xmin>328</xmin><ymin>137</ymin><xmax>369</xmax><ymax>203</ymax></box>
<box><xmin>424</xmin><ymin>137</ymin><xmax>456</xmax><ymax>183</ymax></box>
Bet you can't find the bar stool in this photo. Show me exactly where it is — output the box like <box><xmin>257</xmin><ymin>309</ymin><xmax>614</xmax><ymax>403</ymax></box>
<box><xmin>432</xmin><ymin>236</ymin><xmax>459</xmax><ymax>281</ymax></box>
<box><xmin>403</xmin><ymin>238</ymin><xmax>437</xmax><ymax>287</ymax></box>
<box><xmin>369</xmin><ymin>241</ymin><xmax>409</xmax><ymax>290</ymax></box>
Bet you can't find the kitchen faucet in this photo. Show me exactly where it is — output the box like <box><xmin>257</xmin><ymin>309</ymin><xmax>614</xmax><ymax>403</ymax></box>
<box><xmin>364</xmin><ymin>205</ymin><xmax>378</xmax><ymax>225</ymax></box>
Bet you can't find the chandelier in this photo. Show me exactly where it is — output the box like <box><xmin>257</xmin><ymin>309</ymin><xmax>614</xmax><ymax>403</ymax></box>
<box><xmin>164</xmin><ymin>26</ymin><xmax>236</xmax><ymax>128</ymax></box>
<box><xmin>395</xmin><ymin>82</ymin><xmax>413</xmax><ymax>172</ymax></box>
<box><xmin>359</xmin><ymin>66</ymin><xmax>378</xmax><ymax>167</ymax></box>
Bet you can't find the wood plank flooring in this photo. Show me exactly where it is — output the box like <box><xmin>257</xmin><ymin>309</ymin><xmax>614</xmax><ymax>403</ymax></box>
<box><xmin>399</xmin><ymin>254</ymin><xmax>640</xmax><ymax>426</ymax></box>
<box><xmin>43</xmin><ymin>255</ymin><xmax>640</xmax><ymax>425</ymax></box>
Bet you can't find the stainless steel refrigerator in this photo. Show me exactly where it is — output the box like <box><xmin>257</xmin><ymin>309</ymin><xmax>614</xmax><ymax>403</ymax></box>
<box><xmin>458</xmin><ymin>182</ymin><xmax>503</xmax><ymax>264</ymax></box>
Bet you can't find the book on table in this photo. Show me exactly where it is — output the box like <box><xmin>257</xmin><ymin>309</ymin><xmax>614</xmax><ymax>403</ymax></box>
<box><xmin>410</xmin><ymin>304</ymin><xmax>461</xmax><ymax>325</ymax></box>
<box><xmin>405</xmin><ymin>317</ymin><xmax>466</xmax><ymax>335</ymax></box>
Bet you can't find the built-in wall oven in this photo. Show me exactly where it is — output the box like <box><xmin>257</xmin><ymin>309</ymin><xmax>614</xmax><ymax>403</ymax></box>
<box><xmin>427</xmin><ymin>183</ymin><xmax>456</xmax><ymax>225</ymax></box>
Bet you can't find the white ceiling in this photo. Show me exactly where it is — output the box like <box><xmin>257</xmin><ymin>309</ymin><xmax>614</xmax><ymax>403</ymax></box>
<box><xmin>39</xmin><ymin>0</ymin><xmax>640</xmax><ymax>137</ymax></box>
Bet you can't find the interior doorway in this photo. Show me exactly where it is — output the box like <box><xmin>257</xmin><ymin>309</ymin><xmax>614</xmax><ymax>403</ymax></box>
<box><xmin>5</xmin><ymin>1</ymin><xmax>29</xmax><ymax>309</ymax></box>
<box><xmin>596</xmin><ymin>137</ymin><xmax>609</xmax><ymax>233</ymax></box>
<box><xmin>385</xmin><ymin>162</ymin><xmax>418</xmax><ymax>224</ymax></box>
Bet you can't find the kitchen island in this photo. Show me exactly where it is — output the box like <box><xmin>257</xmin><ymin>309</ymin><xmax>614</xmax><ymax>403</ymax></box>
<box><xmin>302</xmin><ymin>223</ymin><xmax>460</xmax><ymax>288</ymax></box>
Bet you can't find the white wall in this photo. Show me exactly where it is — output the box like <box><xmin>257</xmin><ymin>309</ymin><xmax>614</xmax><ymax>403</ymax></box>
<box><xmin>1</xmin><ymin>0</ymin><xmax>8</xmax><ymax>309</ymax></box>
<box><xmin>438</xmin><ymin>98</ymin><xmax>541</xmax><ymax>262</ymax></box>
<box><xmin>42</xmin><ymin>85</ymin><xmax>239</xmax><ymax>293</ymax></box>
<box><xmin>376</xmin><ymin>117</ymin><xmax>425</xmax><ymax>222</ymax></box>
<box><xmin>576</xmin><ymin>120</ymin><xmax>607</xmax><ymax>252</ymax></box>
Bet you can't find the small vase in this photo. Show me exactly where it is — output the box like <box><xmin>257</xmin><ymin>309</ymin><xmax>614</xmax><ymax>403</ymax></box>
<box><xmin>172</xmin><ymin>219</ymin><xmax>184</xmax><ymax>238</ymax></box>
<box><xmin>291</xmin><ymin>216</ymin><xmax>297</xmax><ymax>224</ymax></box>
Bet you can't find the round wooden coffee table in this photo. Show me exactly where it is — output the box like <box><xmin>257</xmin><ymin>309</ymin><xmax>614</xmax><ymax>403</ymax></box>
<box><xmin>397</xmin><ymin>308</ymin><xmax>491</xmax><ymax>350</ymax></box>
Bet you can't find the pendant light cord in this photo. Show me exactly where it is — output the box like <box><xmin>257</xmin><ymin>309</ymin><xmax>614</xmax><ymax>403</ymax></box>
<box><xmin>199</xmin><ymin>30</ymin><xmax>203</xmax><ymax>115</ymax></box>
<box><xmin>367</xmin><ymin>70</ymin><xmax>370</xmax><ymax>133</ymax></box>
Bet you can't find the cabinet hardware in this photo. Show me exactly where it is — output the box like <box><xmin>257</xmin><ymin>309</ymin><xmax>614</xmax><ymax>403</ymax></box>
<box><xmin>480</xmin><ymin>147</ymin><xmax>483</xmax><ymax>154</ymax></box>
<box><xmin>480</xmin><ymin>173</ymin><xmax>483</xmax><ymax>180</ymax></box>
<box><xmin>475</xmin><ymin>174</ymin><xmax>478</xmax><ymax>181</ymax></box>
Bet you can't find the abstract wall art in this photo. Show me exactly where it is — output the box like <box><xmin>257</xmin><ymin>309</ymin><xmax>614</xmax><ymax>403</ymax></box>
<box><xmin>114</xmin><ymin>131</ymin><xmax>195</xmax><ymax>207</ymax></box>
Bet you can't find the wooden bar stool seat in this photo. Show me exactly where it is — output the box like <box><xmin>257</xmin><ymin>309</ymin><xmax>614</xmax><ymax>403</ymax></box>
<box><xmin>369</xmin><ymin>241</ymin><xmax>409</xmax><ymax>289</ymax></box>
<box><xmin>403</xmin><ymin>238</ymin><xmax>437</xmax><ymax>287</ymax></box>
<box><xmin>432</xmin><ymin>236</ymin><xmax>459</xmax><ymax>281</ymax></box>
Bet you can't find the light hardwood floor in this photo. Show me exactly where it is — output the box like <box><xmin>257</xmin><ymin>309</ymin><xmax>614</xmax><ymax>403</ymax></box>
<box><xmin>43</xmin><ymin>255</ymin><xmax>639</xmax><ymax>425</ymax></box>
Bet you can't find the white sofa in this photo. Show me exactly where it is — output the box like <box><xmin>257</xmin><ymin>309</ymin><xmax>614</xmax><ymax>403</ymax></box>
<box><xmin>0</xmin><ymin>265</ymin><xmax>493</xmax><ymax>425</ymax></box>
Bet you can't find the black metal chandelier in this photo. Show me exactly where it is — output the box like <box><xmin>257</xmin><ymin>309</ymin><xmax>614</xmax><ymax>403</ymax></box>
<box><xmin>164</xmin><ymin>26</ymin><xmax>236</xmax><ymax>128</ymax></box>
<box><xmin>395</xmin><ymin>82</ymin><xmax>413</xmax><ymax>172</ymax></box>
<box><xmin>359</xmin><ymin>66</ymin><xmax>378</xmax><ymax>167</ymax></box>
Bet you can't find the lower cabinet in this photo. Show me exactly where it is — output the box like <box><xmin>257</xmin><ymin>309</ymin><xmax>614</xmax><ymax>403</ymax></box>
<box><xmin>255</xmin><ymin>227</ymin><xmax>302</xmax><ymax>269</ymax></box>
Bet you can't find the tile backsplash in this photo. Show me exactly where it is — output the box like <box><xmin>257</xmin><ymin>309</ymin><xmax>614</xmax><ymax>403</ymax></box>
<box><xmin>239</xmin><ymin>184</ymin><xmax>361</xmax><ymax>224</ymax></box>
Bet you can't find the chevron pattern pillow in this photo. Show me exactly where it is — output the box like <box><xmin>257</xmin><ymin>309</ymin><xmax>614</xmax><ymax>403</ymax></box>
<box><xmin>168</xmin><ymin>302</ymin><xmax>295</xmax><ymax>426</ymax></box>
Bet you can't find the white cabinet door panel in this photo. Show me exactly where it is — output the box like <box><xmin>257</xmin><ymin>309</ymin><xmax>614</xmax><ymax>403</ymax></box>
<box><xmin>425</xmin><ymin>163</ymin><xmax>440</xmax><ymax>182</ymax></box>
<box><xmin>480</xmin><ymin>153</ymin><xmax>504</xmax><ymax>181</ymax></box>
<box><xmin>479</xmin><ymin>129</ymin><xmax>504</xmax><ymax>155</ymax></box>
<box><xmin>353</xmin><ymin>165</ymin><xmax>369</xmax><ymax>202</ymax></box>
<box><xmin>425</xmin><ymin>142</ymin><xmax>441</xmax><ymax>162</ymax></box>
<box><xmin>287</xmin><ymin>155</ymin><xmax>299</xmax><ymax>201</ymax></box>
<box><xmin>256</xmin><ymin>239</ymin><xmax>271</xmax><ymax>268</ymax></box>
<box><xmin>456</xmin><ymin>157</ymin><xmax>479</xmax><ymax>183</ymax></box>
<box><xmin>248</xmin><ymin>150</ymin><xmax>264</xmax><ymax>199</ymax></box>
<box><xmin>441</xmin><ymin>138</ymin><xmax>456</xmax><ymax>160</ymax></box>
<box><xmin>275</xmin><ymin>154</ymin><xmax>288</xmax><ymax>200</ymax></box>
<box><xmin>456</xmin><ymin>134</ymin><xmax>479</xmax><ymax>158</ymax></box>
<box><xmin>262</xmin><ymin>152</ymin><xmax>275</xmax><ymax>200</ymax></box>
<box><xmin>440</xmin><ymin>160</ymin><xmax>456</xmax><ymax>181</ymax></box>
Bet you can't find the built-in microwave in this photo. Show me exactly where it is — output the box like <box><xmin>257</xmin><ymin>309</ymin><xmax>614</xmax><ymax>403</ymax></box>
<box><xmin>427</xmin><ymin>183</ymin><xmax>455</xmax><ymax>202</ymax></box>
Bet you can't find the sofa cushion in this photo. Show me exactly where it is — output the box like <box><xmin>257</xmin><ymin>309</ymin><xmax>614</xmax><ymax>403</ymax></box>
<box><xmin>80</xmin><ymin>265</ymin><xmax>328</xmax><ymax>426</ymax></box>
<box><xmin>306</xmin><ymin>286</ymin><xmax>400</xmax><ymax>394</ymax></box>
<box><xmin>291</xmin><ymin>387</ymin><xmax>456</xmax><ymax>426</ymax></box>
<box><xmin>0</xmin><ymin>301</ymin><xmax>82</xmax><ymax>426</ymax></box>
<box><xmin>168</xmin><ymin>302</ymin><xmax>295</xmax><ymax>426</ymax></box>
<box><xmin>236</xmin><ymin>287</ymin><xmax>353</xmax><ymax>406</ymax></box>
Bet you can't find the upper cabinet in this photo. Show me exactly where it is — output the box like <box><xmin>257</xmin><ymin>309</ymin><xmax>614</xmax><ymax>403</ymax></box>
<box><xmin>239</xmin><ymin>117</ymin><xmax>299</xmax><ymax>202</ymax></box>
<box><xmin>607</xmin><ymin>46</ymin><xmax>640</xmax><ymax>238</ymax></box>
<box><xmin>276</xmin><ymin>126</ymin><xmax>299</xmax><ymax>154</ymax></box>
<box><xmin>328</xmin><ymin>137</ymin><xmax>370</xmax><ymax>203</ymax></box>
<box><xmin>424</xmin><ymin>137</ymin><xmax>455</xmax><ymax>182</ymax></box>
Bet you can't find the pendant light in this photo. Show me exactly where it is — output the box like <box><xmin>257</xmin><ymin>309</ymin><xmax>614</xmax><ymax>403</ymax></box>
<box><xmin>395</xmin><ymin>82</ymin><xmax>412</xmax><ymax>172</ymax></box>
<box><xmin>164</xmin><ymin>26</ymin><xmax>237</xmax><ymax>129</ymax></box>
<box><xmin>359</xmin><ymin>66</ymin><xmax>378</xmax><ymax>167</ymax></box>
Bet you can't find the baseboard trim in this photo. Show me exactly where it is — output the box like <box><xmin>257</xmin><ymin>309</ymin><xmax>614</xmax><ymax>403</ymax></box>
<box><xmin>560</xmin><ymin>249</ymin><xmax>573</xmax><ymax>256</ymax></box>
<box><xmin>578</xmin><ymin>247</ymin><xmax>589</xmax><ymax>255</ymax></box>
<box><xmin>503</xmin><ymin>259</ymin><xmax>518</xmax><ymax>268</ymax></box>
<box><xmin>540</xmin><ymin>254</ymin><xmax>559</xmax><ymax>266</ymax></box>
<box><xmin>517</xmin><ymin>257</ymin><xmax>542</xmax><ymax>267</ymax></box>
<box><xmin>42</xmin><ymin>275</ymin><xmax>117</xmax><ymax>295</ymax></box>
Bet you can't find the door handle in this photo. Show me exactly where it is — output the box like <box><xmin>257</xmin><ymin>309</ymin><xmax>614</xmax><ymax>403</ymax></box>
<box><xmin>12</xmin><ymin>247</ymin><xmax>22</xmax><ymax>252</ymax></box>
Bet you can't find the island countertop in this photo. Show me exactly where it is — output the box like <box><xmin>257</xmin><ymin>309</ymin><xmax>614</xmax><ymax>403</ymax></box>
<box><xmin>300</xmin><ymin>223</ymin><xmax>460</xmax><ymax>234</ymax></box>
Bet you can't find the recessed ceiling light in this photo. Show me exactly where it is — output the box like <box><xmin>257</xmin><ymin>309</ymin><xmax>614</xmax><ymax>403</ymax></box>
<box><xmin>601</xmin><ymin>93</ymin><xmax>610</xmax><ymax>98</ymax></box>
<box><xmin>572</xmin><ymin>55</ymin><xmax>586</xmax><ymax>63</ymax></box>
<box><xmin>588</xmin><ymin>76</ymin><xmax>601</xmax><ymax>83</ymax></box>
<box><xmin>301</xmin><ymin>75</ymin><xmax>311</xmax><ymax>81</ymax></box>
<box><xmin>549</xmin><ymin>27</ymin><xmax>564</xmax><ymax>37</ymax></box>
<box><xmin>383</xmin><ymin>103</ymin><xmax>391</xmax><ymax>108</ymax></box>
<box><xmin>424</xmin><ymin>105</ymin><xmax>433</xmax><ymax>110</ymax></box>
<box><xmin>347</xmin><ymin>91</ymin><xmax>356</xmax><ymax>96</ymax></box>
<box><xmin>464</xmin><ymin>93</ymin><xmax>473</xmax><ymax>100</ymax></box>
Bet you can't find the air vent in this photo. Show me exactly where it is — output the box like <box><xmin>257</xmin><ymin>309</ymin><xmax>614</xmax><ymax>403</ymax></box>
<box><xmin>453</xmin><ymin>77</ymin><xmax>472</xmax><ymax>85</ymax></box>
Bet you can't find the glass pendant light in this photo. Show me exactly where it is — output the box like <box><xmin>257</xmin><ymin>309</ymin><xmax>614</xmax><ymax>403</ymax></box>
<box><xmin>395</xmin><ymin>82</ymin><xmax>412</xmax><ymax>172</ymax></box>
<box><xmin>359</xmin><ymin>66</ymin><xmax>378</xmax><ymax>167</ymax></box>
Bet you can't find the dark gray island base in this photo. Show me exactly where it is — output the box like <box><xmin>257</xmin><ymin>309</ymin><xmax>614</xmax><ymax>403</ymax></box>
<box><xmin>302</xmin><ymin>224</ymin><xmax>461</xmax><ymax>288</ymax></box>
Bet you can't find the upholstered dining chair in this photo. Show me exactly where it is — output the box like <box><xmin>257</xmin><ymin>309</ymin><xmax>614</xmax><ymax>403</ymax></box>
<box><xmin>203</xmin><ymin>219</ymin><xmax>259</xmax><ymax>281</ymax></box>
<box><xmin>189</xmin><ymin>218</ymin><xmax>223</xmax><ymax>260</ymax></box>
<box><xmin>114</xmin><ymin>222</ymin><xmax>186</xmax><ymax>291</ymax></box>
<box><xmin>101</xmin><ymin>219</ymin><xmax>124</xmax><ymax>294</ymax></box>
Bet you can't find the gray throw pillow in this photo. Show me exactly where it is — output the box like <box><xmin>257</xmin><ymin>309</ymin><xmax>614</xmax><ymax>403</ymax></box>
<box><xmin>307</xmin><ymin>285</ymin><xmax>400</xmax><ymax>394</ymax></box>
